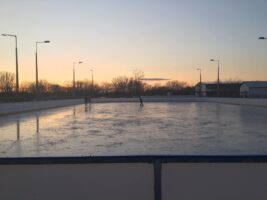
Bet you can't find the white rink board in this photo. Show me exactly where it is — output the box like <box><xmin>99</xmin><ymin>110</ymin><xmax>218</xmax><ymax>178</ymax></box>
<box><xmin>162</xmin><ymin>163</ymin><xmax>267</xmax><ymax>200</ymax></box>
<box><xmin>0</xmin><ymin>163</ymin><xmax>153</xmax><ymax>200</ymax></box>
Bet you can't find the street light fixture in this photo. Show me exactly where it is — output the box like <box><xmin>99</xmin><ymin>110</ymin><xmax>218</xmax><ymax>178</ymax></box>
<box><xmin>197</xmin><ymin>68</ymin><xmax>202</xmax><ymax>97</ymax></box>
<box><xmin>35</xmin><ymin>40</ymin><xmax>50</xmax><ymax>99</ymax></box>
<box><xmin>210</xmin><ymin>59</ymin><xmax>220</xmax><ymax>97</ymax></box>
<box><xmin>73</xmin><ymin>61</ymin><xmax>83</xmax><ymax>97</ymax></box>
<box><xmin>2</xmin><ymin>33</ymin><xmax>19</xmax><ymax>94</ymax></box>
<box><xmin>259</xmin><ymin>37</ymin><xmax>266</xmax><ymax>40</ymax></box>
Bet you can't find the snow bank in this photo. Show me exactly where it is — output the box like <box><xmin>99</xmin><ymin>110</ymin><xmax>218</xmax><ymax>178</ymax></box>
<box><xmin>199</xmin><ymin>97</ymin><xmax>267</xmax><ymax>107</ymax></box>
<box><xmin>0</xmin><ymin>99</ymin><xmax>83</xmax><ymax>116</ymax></box>
<box><xmin>92</xmin><ymin>96</ymin><xmax>200</xmax><ymax>103</ymax></box>
<box><xmin>92</xmin><ymin>96</ymin><xmax>267</xmax><ymax>107</ymax></box>
<box><xmin>1</xmin><ymin>96</ymin><xmax>267</xmax><ymax>116</ymax></box>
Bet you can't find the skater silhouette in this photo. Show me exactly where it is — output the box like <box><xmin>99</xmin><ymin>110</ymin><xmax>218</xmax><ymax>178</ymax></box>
<box><xmin>139</xmin><ymin>96</ymin><xmax>144</xmax><ymax>106</ymax></box>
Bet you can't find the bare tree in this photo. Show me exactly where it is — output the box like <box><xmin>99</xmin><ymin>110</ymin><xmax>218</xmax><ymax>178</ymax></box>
<box><xmin>133</xmin><ymin>69</ymin><xmax>144</xmax><ymax>81</ymax></box>
<box><xmin>20</xmin><ymin>81</ymin><xmax>35</xmax><ymax>93</ymax></box>
<box><xmin>128</xmin><ymin>69</ymin><xmax>145</xmax><ymax>96</ymax></box>
<box><xmin>38</xmin><ymin>80</ymin><xmax>50</xmax><ymax>94</ymax></box>
<box><xmin>166</xmin><ymin>80</ymin><xmax>187</xmax><ymax>91</ymax></box>
<box><xmin>112</xmin><ymin>76</ymin><xmax>129</xmax><ymax>93</ymax></box>
<box><xmin>100</xmin><ymin>82</ymin><xmax>113</xmax><ymax>95</ymax></box>
<box><xmin>0</xmin><ymin>72</ymin><xmax>15</xmax><ymax>93</ymax></box>
<box><xmin>223</xmin><ymin>78</ymin><xmax>243</xmax><ymax>84</ymax></box>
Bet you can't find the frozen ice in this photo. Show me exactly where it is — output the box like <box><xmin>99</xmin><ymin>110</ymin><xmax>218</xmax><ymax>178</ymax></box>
<box><xmin>0</xmin><ymin>102</ymin><xmax>267</xmax><ymax>157</ymax></box>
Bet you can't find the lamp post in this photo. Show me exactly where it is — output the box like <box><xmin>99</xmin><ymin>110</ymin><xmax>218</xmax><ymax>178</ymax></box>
<box><xmin>210</xmin><ymin>59</ymin><xmax>220</xmax><ymax>97</ymax></box>
<box><xmin>2</xmin><ymin>34</ymin><xmax>19</xmax><ymax>94</ymax></box>
<box><xmin>197</xmin><ymin>68</ymin><xmax>202</xmax><ymax>97</ymax></box>
<box><xmin>90</xmin><ymin>69</ymin><xmax>94</xmax><ymax>98</ymax></box>
<box><xmin>35</xmin><ymin>40</ymin><xmax>50</xmax><ymax>99</ymax></box>
<box><xmin>73</xmin><ymin>61</ymin><xmax>83</xmax><ymax>97</ymax></box>
<box><xmin>259</xmin><ymin>37</ymin><xmax>267</xmax><ymax>40</ymax></box>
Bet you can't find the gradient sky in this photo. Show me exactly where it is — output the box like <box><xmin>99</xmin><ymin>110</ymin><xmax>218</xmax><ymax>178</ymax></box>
<box><xmin>1</xmin><ymin>0</ymin><xmax>267</xmax><ymax>85</ymax></box>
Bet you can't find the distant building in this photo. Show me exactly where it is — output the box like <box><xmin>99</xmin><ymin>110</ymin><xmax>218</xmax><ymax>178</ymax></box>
<box><xmin>240</xmin><ymin>81</ymin><xmax>267</xmax><ymax>98</ymax></box>
<box><xmin>195</xmin><ymin>82</ymin><xmax>242</xmax><ymax>97</ymax></box>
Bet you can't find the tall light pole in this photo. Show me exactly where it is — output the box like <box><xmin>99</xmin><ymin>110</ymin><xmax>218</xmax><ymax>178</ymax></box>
<box><xmin>73</xmin><ymin>61</ymin><xmax>83</xmax><ymax>97</ymax></box>
<box><xmin>90</xmin><ymin>69</ymin><xmax>94</xmax><ymax>98</ymax></box>
<box><xmin>210</xmin><ymin>59</ymin><xmax>220</xmax><ymax>97</ymax></box>
<box><xmin>35</xmin><ymin>40</ymin><xmax>50</xmax><ymax>99</ymax></box>
<box><xmin>197</xmin><ymin>68</ymin><xmax>202</xmax><ymax>97</ymax></box>
<box><xmin>2</xmin><ymin>34</ymin><xmax>19</xmax><ymax>94</ymax></box>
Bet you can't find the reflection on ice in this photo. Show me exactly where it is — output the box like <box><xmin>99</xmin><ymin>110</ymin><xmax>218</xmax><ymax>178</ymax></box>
<box><xmin>0</xmin><ymin>102</ymin><xmax>267</xmax><ymax>157</ymax></box>
<box><xmin>36</xmin><ymin>114</ymin><xmax>40</xmax><ymax>134</ymax></box>
<box><xmin>16</xmin><ymin>119</ymin><xmax>20</xmax><ymax>141</ymax></box>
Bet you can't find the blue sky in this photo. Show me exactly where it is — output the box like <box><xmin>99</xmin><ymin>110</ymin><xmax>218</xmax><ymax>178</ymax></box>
<box><xmin>1</xmin><ymin>0</ymin><xmax>267</xmax><ymax>84</ymax></box>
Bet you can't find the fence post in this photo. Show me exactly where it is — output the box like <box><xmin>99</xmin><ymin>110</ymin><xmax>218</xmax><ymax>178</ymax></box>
<box><xmin>154</xmin><ymin>159</ymin><xmax>162</xmax><ymax>200</ymax></box>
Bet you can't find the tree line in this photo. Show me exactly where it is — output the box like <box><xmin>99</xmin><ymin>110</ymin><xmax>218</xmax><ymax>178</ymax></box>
<box><xmin>0</xmin><ymin>71</ymin><xmax>194</xmax><ymax>102</ymax></box>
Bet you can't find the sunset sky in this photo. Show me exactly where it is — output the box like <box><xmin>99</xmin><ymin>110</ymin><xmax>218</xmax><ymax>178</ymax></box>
<box><xmin>1</xmin><ymin>0</ymin><xmax>267</xmax><ymax>85</ymax></box>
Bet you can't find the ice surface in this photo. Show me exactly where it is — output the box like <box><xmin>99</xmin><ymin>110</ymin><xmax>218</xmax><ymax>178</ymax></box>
<box><xmin>0</xmin><ymin>102</ymin><xmax>267</xmax><ymax>157</ymax></box>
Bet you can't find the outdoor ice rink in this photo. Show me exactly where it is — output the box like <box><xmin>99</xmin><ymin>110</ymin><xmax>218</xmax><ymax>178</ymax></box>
<box><xmin>0</xmin><ymin>102</ymin><xmax>267</xmax><ymax>157</ymax></box>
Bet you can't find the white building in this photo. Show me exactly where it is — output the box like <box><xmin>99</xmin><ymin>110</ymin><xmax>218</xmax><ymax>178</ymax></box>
<box><xmin>240</xmin><ymin>81</ymin><xmax>267</xmax><ymax>98</ymax></box>
<box><xmin>195</xmin><ymin>82</ymin><xmax>241</xmax><ymax>97</ymax></box>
